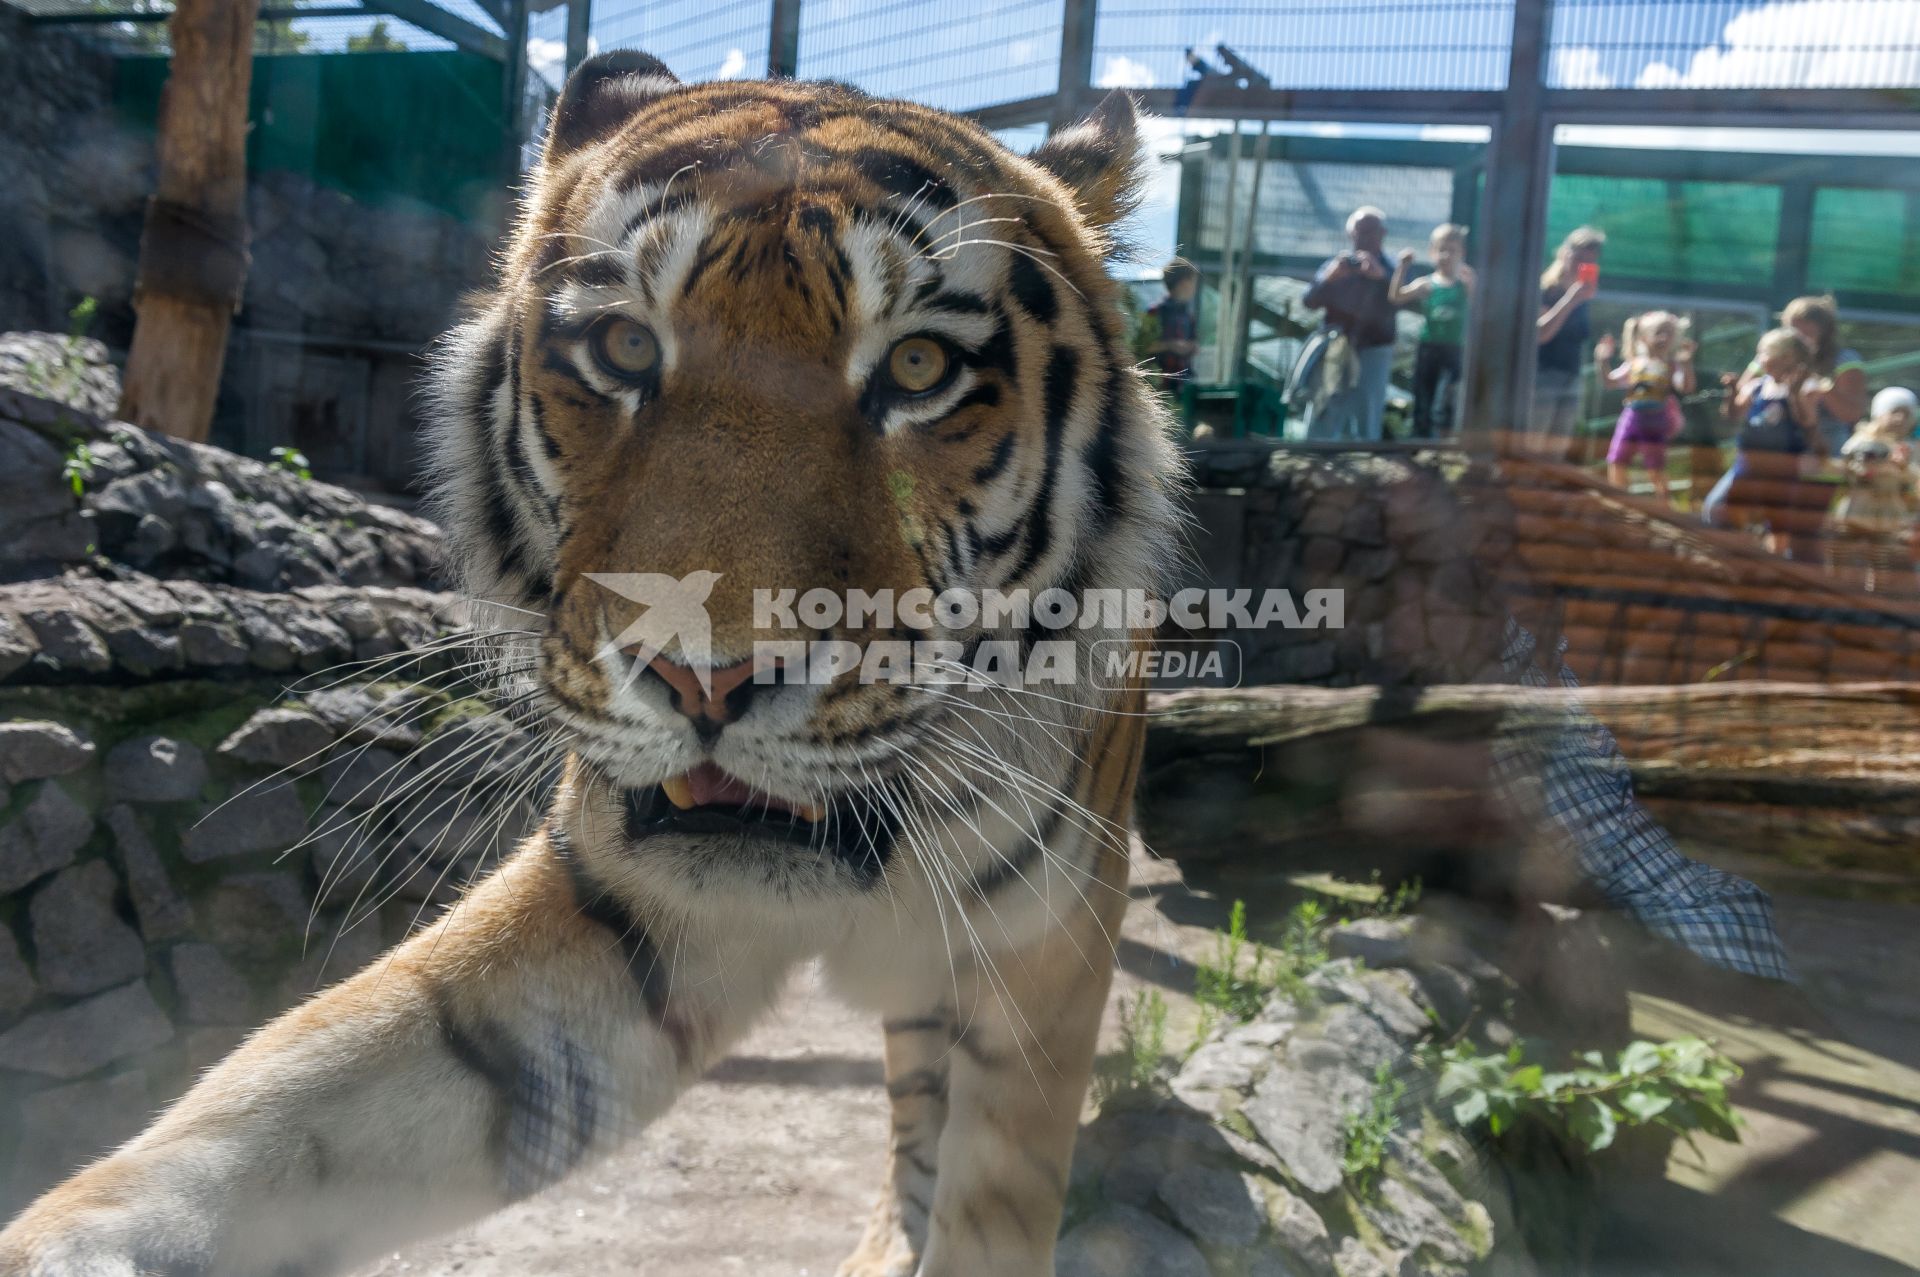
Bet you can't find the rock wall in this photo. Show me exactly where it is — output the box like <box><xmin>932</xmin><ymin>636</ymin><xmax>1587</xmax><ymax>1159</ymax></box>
<box><xmin>0</xmin><ymin>377</ymin><xmax>545</xmax><ymax>1213</ymax></box>
<box><xmin>1181</xmin><ymin>442</ymin><xmax>1517</xmax><ymax>690</ymax></box>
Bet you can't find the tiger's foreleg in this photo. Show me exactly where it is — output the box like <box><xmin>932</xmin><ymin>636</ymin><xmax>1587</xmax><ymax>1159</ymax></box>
<box><xmin>0</xmin><ymin>832</ymin><xmax>789</xmax><ymax>1277</ymax></box>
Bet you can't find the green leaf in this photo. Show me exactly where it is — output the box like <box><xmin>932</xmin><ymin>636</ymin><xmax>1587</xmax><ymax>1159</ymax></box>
<box><xmin>1619</xmin><ymin>1041</ymin><xmax>1664</xmax><ymax>1076</ymax></box>
<box><xmin>1619</xmin><ymin>1088</ymin><xmax>1673</xmax><ymax>1122</ymax></box>
<box><xmin>1487</xmin><ymin>1107</ymin><xmax>1510</xmax><ymax>1137</ymax></box>
<box><xmin>1451</xmin><ymin>1090</ymin><xmax>1490</xmax><ymax>1127</ymax></box>
<box><xmin>1568</xmin><ymin>1097</ymin><xmax>1618</xmax><ymax>1151</ymax></box>
<box><xmin>1508</xmin><ymin>1064</ymin><xmax>1544</xmax><ymax>1092</ymax></box>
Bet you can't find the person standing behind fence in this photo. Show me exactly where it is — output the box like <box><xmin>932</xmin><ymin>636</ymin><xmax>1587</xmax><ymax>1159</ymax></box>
<box><xmin>1702</xmin><ymin>327</ymin><xmax>1830</xmax><ymax>561</ymax></box>
<box><xmin>1596</xmin><ymin>310</ymin><xmax>1694</xmax><ymax>505</ymax></box>
<box><xmin>1304</xmin><ymin>207</ymin><xmax>1398</xmax><ymax>440</ymax></box>
<box><xmin>1534</xmin><ymin>227</ymin><xmax>1606</xmax><ymax>448</ymax></box>
<box><xmin>1389</xmin><ymin>223</ymin><xmax>1474</xmax><ymax>437</ymax></box>
<box><xmin>1781</xmin><ymin>294</ymin><xmax>1869</xmax><ymax>455</ymax></box>
<box><xmin>1138</xmin><ymin>257</ymin><xmax>1200</xmax><ymax>391</ymax></box>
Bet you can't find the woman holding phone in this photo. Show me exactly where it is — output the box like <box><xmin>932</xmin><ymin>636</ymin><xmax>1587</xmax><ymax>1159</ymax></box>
<box><xmin>1533</xmin><ymin>226</ymin><xmax>1608</xmax><ymax>448</ymax></box>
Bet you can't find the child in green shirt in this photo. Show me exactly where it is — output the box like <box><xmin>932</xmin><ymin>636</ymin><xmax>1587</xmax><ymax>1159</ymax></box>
<box><xmin>1389</xmin><ymin>223</ymin><xmax>1474</xmax><ymax>436</ymax></box>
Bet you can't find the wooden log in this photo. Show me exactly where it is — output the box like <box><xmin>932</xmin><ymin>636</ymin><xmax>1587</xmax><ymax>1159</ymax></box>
<box><xmin>117</xmin><ymin>0</ymin><xmax>261</xmax><ymax>442</ymax></box>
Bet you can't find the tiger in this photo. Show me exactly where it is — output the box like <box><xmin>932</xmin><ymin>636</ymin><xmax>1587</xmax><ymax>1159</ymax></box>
<box><xmin>0</xmin><ymin>50</ymin><xmax>1183</xmax><ymax>1277</ymax></box>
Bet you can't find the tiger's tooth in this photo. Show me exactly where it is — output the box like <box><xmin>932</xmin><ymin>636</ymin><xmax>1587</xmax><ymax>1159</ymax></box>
<box><xmin>661</xmin><ymin>775</ymin><xmax>695</xmax><ymax>810</ymax></box>
<box><xmin>798</xmin><ymin>802</ymin><xmax>826</xmax><ymax>822</ymax></box>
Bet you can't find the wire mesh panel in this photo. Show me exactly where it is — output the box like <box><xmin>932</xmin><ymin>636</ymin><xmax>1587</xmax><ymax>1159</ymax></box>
<box><xmin>1193</xmin><ymin>148</ymin><xmax>1463</xmax><ymax>262</ymax></box>
<box><xmin>1550</xmin><ymin>0</ymin><xmax>1920</xmax><ymax>90</ymax></box>
<box><xmin>1545</xmin><ymin>173</ymin><xmax>1780</xmax><ymax>286</ymax></box>
<box><xmin>1090</xmin><ymin>0</ymin><xmax>1515</xmax><ymax>92</ymax></box>
<box><xmin>796</xmin><ymin>0</ymin><xmax>1063</xmax><ymax>113</ymax></box>
<box><xmin>592</xmin><ymin>0</ymin><xmax>769</xmax><ymax>82</ymax></box>
<box><xmin>15</xmin><ymin>0</ymin><xmax>499</xmax><ymax>55</ymax></box>
<box><xmin>1810</xmin><ymin>186</ymin><xmax>1920</xmax><ymax>297</ymax></box>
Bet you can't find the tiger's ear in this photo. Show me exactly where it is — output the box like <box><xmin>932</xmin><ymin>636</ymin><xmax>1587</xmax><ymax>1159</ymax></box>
<box><xmin>1029</xmin><ymin>91</ymin><xmax>1143</xmax><ymax>235</ymax></box>
<box><xmin>549</xmin><ymin>50</ymin><xmax>679</xmax><ymax>156</ymax></box>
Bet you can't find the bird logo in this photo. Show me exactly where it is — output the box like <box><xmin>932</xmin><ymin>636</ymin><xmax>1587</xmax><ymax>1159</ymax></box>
<box><xmin>586</xmin><ymin>570</ymin><xmax>724</xmax><ymax>695</ymax></box>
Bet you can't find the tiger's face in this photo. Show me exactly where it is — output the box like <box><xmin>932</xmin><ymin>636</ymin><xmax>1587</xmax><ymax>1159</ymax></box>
<box><xmin>428</xmin><ymin>53</ymin><xmax>1180</xmax><ymax>904</ymax></box>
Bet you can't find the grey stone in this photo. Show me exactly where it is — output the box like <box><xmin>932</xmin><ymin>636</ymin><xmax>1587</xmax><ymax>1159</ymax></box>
<box><xmin>1156</xmin><ymin>1165</ymin><xmax>1264</xmax><ymax>1249</ymax></box>
<box><xmin>179</xmin><ymin>781</ymin><xmax>307</xmax><ymax>863</ymax></box>
<box><xmin>104</xmin><ymin>804</ymin><xmax>191</xmax><ymax>940</ymax></box>
<box><xmin>30</xmin><ymin>860</ymin><xmax>146</xmax><ymax>996</ymax></box>
<box><xmin>22</xmin><ymin>608</ymin><xmax>111</xmax><ymax>672</ymax></box>
<box><xmin>204</xmin><ymin>871</ymin><xmax>309</xmax><ymax>965</ymax></box>
<box><xmin>104</xmin><ymin>623</ymin><xmax>183</xmax><ymax>676</ymax></box>
<box><xmin>1328</xmin><ymin>917</ymin><xmax>1416</xmax><ymax>969</ymax></box>
<box><xmin>1306</xmin><ymin>964</ymin><xmax>1432</xmax><ymax>1046</ymax></box>
<box><xmin>279</xmin><ymin>918</ymin><xmax>385</xmax><ymax>1006</ymax></box>
<box><xmin>1242</xmin><ymin>1060</ymin><xmax>1371</xmax><ymax>1196</ymax></box>
<box><xmin>0</xmin><ymin>923</ymin><xmax>35</xmax><ymax>1019</ymax></box>
<box><xmin>0</xmin><ymin>720</ymin><xmax>94</xmax><ymax>782</ymax></box>
<box><xmin>0</xmin><ymin>980</ymin><xmax>173</xmax><ymax>1079</ymax></box>
<box><xmin>320</xmin><ymin>747</ymin><xmax>407</xmax><ymax>809</ymax></box>
<box><xmin>0</xmin><ymin>418</ymin><xmax>73</xmax><ymax>525</ymax></box>
<box><xmin>178</xmin><ymin>620</ymin><xmax>249</xmax><ymax>666</ymax></box>
<box><xmin>167</xmin><ymin>942</ymin><xmax>254</xmax><ymax>1025</ymax></box>
<box><xmin>217</xmin><ymin>706</ymin><xmax>336</xmax><ymax>770</ymax></box>
<box><xmin>1333</xmin><ymin>1236</ymin><xmax>1400</xmax><ymax>1277</ymax></box>
<box><xmin>309</xmin><ymin>816</ymin><xmax>378</xmax><ymax>908</ymax></box>
<box><xmin>104</xmin><ymin>734</ymin><xmax>208</xmax><ymax>802</ymax></box>
<box><xmin>1314</xmin><ymin>1002</ymin><xmax>1404</xmax><ymax>1073</ymax></box>
<box><xmin>0</xmin><ymin>779</ymin><xmax>93</xmax><ymax>893</ymax></box>
<box><xmin>1055</xmin><ymin>1204</ymin><xmax>1211</xmax><ymax>1277</ymax></box>
<box><xmin>1359</xmin><ymin>1176</ymin><xmax>1477</xmax><ymax>1272</ymax></box>
<box><xmin>1263</xmin><ymin>1180</ymin><xmax>1336</xmax><ymax>1276</ymax></box>
<box><xmin>304</xmin><ymin>686</ymin><xmax>423</xmax><ymax>749</ymax></box>
<box><xmin>0</xmin><ymin>611</ymin><xmax>38</xmax><ymax>678</ymax></box>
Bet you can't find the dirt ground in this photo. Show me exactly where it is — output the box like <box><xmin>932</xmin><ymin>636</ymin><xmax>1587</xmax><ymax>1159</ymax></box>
<box><xmin>360</xmin><ymin>856</ymin><xmax>1920</xmax><ymax>1277</ymax></box>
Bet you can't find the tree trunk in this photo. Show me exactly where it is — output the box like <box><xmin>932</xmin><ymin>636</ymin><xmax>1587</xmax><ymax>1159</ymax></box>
<box><xmin>117</xmin><ymin>0</ymin><xmax>260</xmax><ymax>442</ymax></box>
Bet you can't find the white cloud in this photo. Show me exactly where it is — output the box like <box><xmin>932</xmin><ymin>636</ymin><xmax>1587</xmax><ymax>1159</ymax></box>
<box><xmin>1634</xmin><ymin>0</ymin><xmax>1920</xmax><ymax>89</ymax></box>
<box><xmin>1096</xmin><ymin>54</ymin><xmax>1158</xmax><ymax>89</ymax></box>
<box><xmin>1551</xmin><ymin>45</ymin><xmax>1614</xmax><ymax>89</ymax></box>
<box><xmin>528</xmin><ymin>37</ymin><xmax>567</xmax><ymax>89</ymax></box>
<box><xmin>715</xmin><ymin>47</ymin><xmax>748</xmax><ymax>79</ymax></box>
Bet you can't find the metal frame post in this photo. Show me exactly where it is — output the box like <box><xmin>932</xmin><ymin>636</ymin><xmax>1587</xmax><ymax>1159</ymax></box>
<box><xmin>565</xmin><ymin>0</ymin><xmax>590</xmax><ymax>75</ymax></box>
<box><xmin>1462</xmin><ymin>0</ymin><xmax>1553</xmax><ymax>451</ymax></box>
<box><xmin>768</xmin><ymin>0</ymin><xmax>800</xmax><ymax>78</ymax></box>
<box><xmin>1052</xmin><ymin>0</ymin><xmax>1096</xmax><ymax>132</ymax></box>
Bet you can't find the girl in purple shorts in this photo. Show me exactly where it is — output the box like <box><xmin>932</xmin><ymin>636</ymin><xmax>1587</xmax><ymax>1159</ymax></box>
<box><xmin>1597</xmin><ymin>310</ymin><xmax>1694</xmax><ymax>505</ymax></box>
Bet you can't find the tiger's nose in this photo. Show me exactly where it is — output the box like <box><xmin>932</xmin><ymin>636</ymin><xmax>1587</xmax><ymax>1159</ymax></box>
<box><xmin>635</xmin><ymin>654</ymin><xmax>761</xmax><ymax>728</ymax></box>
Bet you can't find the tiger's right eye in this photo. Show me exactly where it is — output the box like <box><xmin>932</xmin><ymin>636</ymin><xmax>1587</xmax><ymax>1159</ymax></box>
<box><xmin>591</xmin><ymin>318</ymin><xmax>660</xmax><ymax>380</ymax></box>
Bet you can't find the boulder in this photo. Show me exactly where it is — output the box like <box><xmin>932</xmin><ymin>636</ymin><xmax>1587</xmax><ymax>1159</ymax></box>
<box><xmin>0</xmin><ymin>780</ymin><xmax>93</xmax><ymax>894</ymax></box>
<box><xmin>1057</xmin><ymin>1204</ymin><xmax>1212</xmax><ymax>1277</ymax></box>
<box><xmin>0</xmin><ymin>980</ymin><xmax>172</xmax><ymax>1079</ymax></box>
<box><xmin>103</xmin><ymin>735</ymin><xmax>208</xmax><ymax>803</ymax></box>
<box><xmin>0</xmin><ymin>720</ymin><xmax>93</xmax><ymax>783</ymax></box>
<box><xmin>104</xmin><ymin>804</ymin><xmax>192</xmax><ymax>941</ymax></box>
<box><xmin>217</xmin><ymin>707</ymin><xmax>336</xmax><ymax>770</ymax></box>
<box><xmin>29</xmin><ymin>860</ymin><xmax>146</xmax><ymax>996</ymax></box>
<box><xmin>179</xmin><ymin>781</ymin><xmax>308</xmax><ymax>863</ymax></box>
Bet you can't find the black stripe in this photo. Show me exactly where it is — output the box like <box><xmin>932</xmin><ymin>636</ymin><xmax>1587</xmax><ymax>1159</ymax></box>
<box><xmin>999</xmin><ymin>345</ymin><xmax>1077</xmax><ymax>585</ymax></box>
<box><xmin>924</xmin><ymin>289</ymin><xmax>992</xmax><ymax>315</ymax></box>
<box><xmin>1082</xmin><ymin>373</ymin><xmax>1125</xmax><ymax>528</ymax></box>
<box><xmin>973</xmin><ymin>432</ymin><xmax>1016</xmax><ymax>484</ymax></box>
<box><xmin>433</xmin><ymin>989</ymin><xmax>516</xmax><ymax>1180</ymax></box>
<box><xmin>848</xmin><ymin>148</ymin><xmax>958</xmax><ymax>211</ymax></box>
<box><xmin>682</xmin><ymin>236</ymin><xmax>728</xmax><ymax>296</ymax></box>
<box><xmin>1006</xmin><ymin>252</ymin><xmax>1057</xmax><ymax>324</ymax></box>
<box><xmin>884</xmin><ymin>1016</ymin><xmax>948</xmax><ymax>1034</ymax></box>
<box><xmin>887</xmin><ymin>1067</ymin><xmax>948</xmax><ymax>1100</ymax></box>
<box><xmin>551</xmin><ymin>825</ymin><xmax>672</xmax><ymax>1022</ymax></box>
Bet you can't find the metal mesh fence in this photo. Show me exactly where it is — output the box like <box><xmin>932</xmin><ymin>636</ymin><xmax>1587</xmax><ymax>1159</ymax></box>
<box><xmin>14</xmin><ymin>0</ymin><xmax>498</xmax><ymax>54</ymax></box>
<box><xmin>1089</xmin><ymin>0</ymin><xmax>1516</xmax><ymax>92</ymax></box>
<box><xmin>592</xmin><ymin>0</ymin><xmax>769</xmax><ymax>82</ymax></box>
<box><xmin>796</xmin><ymin>0</ymin><xmax>1063</xmax><ymax>113</ymax></box>
<box><xmin>1194</xmin><ymin>149</ymin><xmax>1461</xmax><ymax>261</ymax></box>
<box><xmin>1549</xmin><ymin>0</ymin><xmax>1920</xmax><ymax>90</ymax></box>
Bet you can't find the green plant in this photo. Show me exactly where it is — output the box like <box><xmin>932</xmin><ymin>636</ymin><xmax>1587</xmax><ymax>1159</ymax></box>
<box><xmin>1194</xmin><ymin>899</ymin><xmax>1279</xmax><ymax>1023</ymax></box>
<box><xmin>1092</xmin><ymin>988</ymin><xmax>1169</xmax><ymax>1107</ymax></box>
<box><xmin>62</xmin><ymin>441</ymin><xmax>96</xmax><ymax>497</ymax></box>
<box><xmin>269</xmin><ymin>446</ymin><xmax>313</xmax><ymax>481</ymax></box>
<box><xmin>67</xmin><ymin>295</ymin><xmax>97</xmax><ymax>341</ymax></box>
<box><xmin>1431</xmin><ymin>1036</ymin><xmax>1743</xmax><ymax>1153</ymax></box>
<box><xmin>1341</xmin><ymin>1062</ymin><xmax>1406</xmax><ymax>1197</ymax></box>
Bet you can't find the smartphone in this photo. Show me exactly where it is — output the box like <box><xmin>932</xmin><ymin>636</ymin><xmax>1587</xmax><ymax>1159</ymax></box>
<box><xmin>1576</xmin><ymin>261</ymin><xmax>1601</xmax><ymax>288</ymax></box>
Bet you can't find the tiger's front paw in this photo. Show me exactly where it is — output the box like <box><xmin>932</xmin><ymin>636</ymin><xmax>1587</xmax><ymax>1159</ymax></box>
<box><xmin>835</xmin><ymin>1194</ymin><xmax>922</xmax><ymax>1277</ymax></box>
<box><xmin>0</xmin><ymin>1188</ymin><xmax>214</xmax><ymax>1277</ymax></box>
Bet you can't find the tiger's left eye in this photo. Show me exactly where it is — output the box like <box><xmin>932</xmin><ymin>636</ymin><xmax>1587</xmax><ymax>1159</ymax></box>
<box><xmin>886</xmin><ymin>336</ymin><xmax>950</xmax><ymax>394</ymax></box>
<box><xmin>591</xmin><ymin>318</ymin><xmax>660</xmax><ymax>380</ymax></box>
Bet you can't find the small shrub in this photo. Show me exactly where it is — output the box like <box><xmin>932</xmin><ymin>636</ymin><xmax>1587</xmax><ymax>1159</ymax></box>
<box><xmin>1093</xmin><ymin>988</ymin><xmax>1169</xmax><ymax>1107</ymax></box>
<box><xmin>269</xmin><ymin>446</ymin><xmax>314</xmax><ymax>481</ymax></box>
<box><xmin>1431</xmin><ymin>1036</ymin><xmax>1743</xmax><ymax>1153</ymax></box>
<box><xmin>1341</xmin><ymin>1061</ymin><xmax>1406</xmax><ymax>1197</ymax></box>
<box><xmin>61</xmin><ymin>441</ymin><xmax>95</xmax><ymax>497</ymax></box>
<box><xmin>1194</xmin><ymin>900</ymin><xmax>1276</xmax><ymax>1023</ymax></box>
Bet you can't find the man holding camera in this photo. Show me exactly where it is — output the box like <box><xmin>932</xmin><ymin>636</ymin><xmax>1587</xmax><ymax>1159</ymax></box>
<box><xmin>1303</xmin><ymin>206</ymin><xmax>1399</xmax><ymax>440</ymax></box>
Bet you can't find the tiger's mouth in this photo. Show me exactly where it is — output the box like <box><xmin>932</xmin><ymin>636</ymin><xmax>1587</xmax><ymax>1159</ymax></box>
<box><xmin>620</xmin><ymin>761</ymin><xmax>901</xmax><ymax>873</ymax></box>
